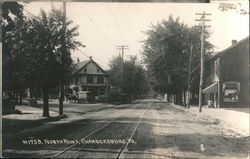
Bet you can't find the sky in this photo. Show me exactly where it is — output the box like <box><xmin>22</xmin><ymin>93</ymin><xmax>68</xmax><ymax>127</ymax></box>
<box><xmin>23</xmin><ymin>1</ymin><xmax>249</xmax><ymax>69</ymax></box>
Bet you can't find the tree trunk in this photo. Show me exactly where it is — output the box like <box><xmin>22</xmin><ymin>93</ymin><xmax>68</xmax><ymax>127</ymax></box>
<box><xmin>59</xmin><ymin>83</ymin><xmax>64</xmax><ymax>115</ymax></box>
<box><xmin>42</xmin><ymin>88</ymin><xmax>49</xmax><ymax>117</ymax></box>
<box><xmin>178</xmin><ymin>91</ymin><xmax>183</xmax><ymax>106</ymax></box>
<box><xmin>19</xmin><ymin>88</ymin><xmax>23</xmax><ymax>105</ymax></box>
<box><xmin>187</xmin><ymin>90</ymin><xmax>190</xmax><ymax>108</ymax></box>
<box><xmin>14</xmin><ymin>89</ymin><xmax>18</xmax><ymax>105</ymax></box>
<box><xmin>180</xmin><ymin>92</ymin><xmax>183</xmax><ymax>106</ymax></box>
<box><xmin>176</xmin><ymin>93</ymin><xmax>179</xmax><ymax>105</ymax></box>
<box><xmin>183</xmin><ymin>89</ymin><xmax>186</xmax><ymax>107</ymax></box>
<box><xmin>167</xmin><ymin>94</ymin><xmax>170</xmax><ymax>103</ymax></box>
<box><xmin>174</xmin><ymin>94</ymin><xmax>177</xmax><ymax>104</ymax></box>
<box><xmin>191</xmin><ymin>91</ymin><xmax>195</xmax><ymax>105</ymax></box>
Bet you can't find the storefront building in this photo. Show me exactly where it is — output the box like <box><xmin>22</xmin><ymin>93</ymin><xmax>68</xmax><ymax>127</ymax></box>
<box><xmin>202</xmin><ymin>36</ymin><xmax>249</xmax><ymax>108</ymax></box>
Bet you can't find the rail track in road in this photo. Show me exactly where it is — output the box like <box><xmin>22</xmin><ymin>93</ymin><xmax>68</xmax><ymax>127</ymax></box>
<box><xmin>53</xmin><ymin>102</ymin><xmax>150</xmax><ymax>158</ymax></box>
<box><xmin>116</xmin><ymin>103</ymin><xmax>150</xmax><ymax>159</ymax></box>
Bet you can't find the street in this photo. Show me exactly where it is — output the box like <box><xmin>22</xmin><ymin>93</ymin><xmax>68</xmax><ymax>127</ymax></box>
<box><xmin>3</xmin><ymin>99</ymin><xmax>249</xmax><ymax>158</ymax></box>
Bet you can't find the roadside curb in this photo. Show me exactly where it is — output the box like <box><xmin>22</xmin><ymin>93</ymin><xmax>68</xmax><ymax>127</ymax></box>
<box><xmin>3</xmin><ymin>114</ymin><xmax>67</xmax><ymax>125</ymax></box>
<box><xmin>169</xmin><ymin>103</ymin><xmax>219</xmax><ymax>123</ymax></box>
<box><xmin>3</xmin><ymin>114</ymin><xmax>69</xmax><ymax>143</ymax></box>
<box><xmin>169</xmin><ymin>103</ymin><xmax>249</xmax><ymax>137</ymax></box>
<box><xmin>3</xmin><ymin>114</ymin><xmax>68</xmax><ymax>135</ymax></box>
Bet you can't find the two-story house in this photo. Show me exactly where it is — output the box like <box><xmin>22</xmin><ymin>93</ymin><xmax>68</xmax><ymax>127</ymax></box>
<box><xmin>67</xmin><ymin>56</ymin><xmax>109</xmax><ymax>102</ymax></box>
<box><xmin>202</xmin><ymin>36</ymin><xmax>249</xmax><ymax>108</ymax></box>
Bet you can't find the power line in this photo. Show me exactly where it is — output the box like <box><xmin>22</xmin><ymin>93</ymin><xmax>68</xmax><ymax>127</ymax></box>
<box><xmin>76</xmin><ymin>49</ymin><xmax>108</xmax><ymax>70</ymax></box>
<box><xmin>77</xmin><ymin>48</ymin><xmax>90</xmax><ymax>59</ymax></box>
<box><xmin>24</xmin><ymin>7</ymin><xmax>109</xmax><ymax>71</ymax></box>
<box><xmin>109</xmin><ymin>6</ymin><xmax>126</xmax><ymax>43</ymax></box>
<box><xmin>109</xmin><ymin>6</ymin><xmax>133</xmax><ymax>56</ymax></box>
<box><xmin>80</xmin><ymin>6</ymin><xmax>115</xmax><ymax>47</ymax></box>
<box><xmin>23</xmin><ymin>8</ymin><xmax>36</xmax><ymax>17</ymax></box>
<box><xmin>98</xmin><ymin>63</ymin><xmax>109</xmax><ymax>71</ymax></box>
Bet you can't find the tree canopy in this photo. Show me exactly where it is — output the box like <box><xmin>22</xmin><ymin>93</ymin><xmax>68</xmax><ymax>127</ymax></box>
<box><xmin>3</xmin><ymin>6</ymin><xmax>82</xmax><ymax>116</ymax></box>
<box><xmin>108</xmin><ymin>55</ymin><xmax>149</xmax><ymax>100</ymax></box>
<box><xmin>142</xmin><ymin>16</ymin><xmax>214</xmax><ymax>105</ymax></box>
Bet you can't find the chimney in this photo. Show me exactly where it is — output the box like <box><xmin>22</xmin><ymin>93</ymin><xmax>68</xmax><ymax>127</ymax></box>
<box><xmin>232</xmin><ymin>40</ymin><xmax>237</xmax><ymax>45</ymax></box>
<box><xmin>89</xmin><ymin>56</ymin><xmax>93</xmax><ymax>60</ymax></box>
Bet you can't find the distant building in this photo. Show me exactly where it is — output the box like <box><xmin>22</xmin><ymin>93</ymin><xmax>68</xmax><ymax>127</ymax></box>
<box><xmin>66</xmin><ymin>56</ymin><xmax>109</xmax><ymax>102</ymax></box>
<box><xmin>202</xmin><ymin>36</ymin><xmax>249</xmax><ymax>107</ymax></box>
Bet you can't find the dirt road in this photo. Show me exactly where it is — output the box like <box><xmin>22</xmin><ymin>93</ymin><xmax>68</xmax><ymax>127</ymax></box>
<box><xmin>3</xmin><ymin>99</ymin><xmax>249</xmax><ymax>158</ymax></box>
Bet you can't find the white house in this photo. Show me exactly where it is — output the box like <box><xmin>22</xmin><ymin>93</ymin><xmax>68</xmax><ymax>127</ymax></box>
<box><xmin>67</xmin><ymin>56</ymin><xmax>109</xmax><ymax>102</ymax></box>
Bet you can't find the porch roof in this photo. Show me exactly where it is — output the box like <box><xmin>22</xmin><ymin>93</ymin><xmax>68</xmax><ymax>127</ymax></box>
<box><xmin>202</xmin><ymin>82</ymin><xmax>218</xmax><ymax>93</ymax></box>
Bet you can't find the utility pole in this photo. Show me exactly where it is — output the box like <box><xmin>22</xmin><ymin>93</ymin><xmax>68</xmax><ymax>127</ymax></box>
<box><xmin>195</xmin><ymin>11</ymin><xmax>211</xmax><ymax>113</ymax></box>
<box><xmin>187</xmin><ymin>44</ymin><xmax>193</xmax><ymax>109</ymax></box>
<box><xmin>59</xmin><ymin>1</ymin><xmax>66</xmax><ymax>116</ymax></box>
<box><xmin>116</xmin><ymin>45</ymin><xmax>129</xmax><ymax>93</ymax></box>
<box><xmin>127</xmin><ymin>55</ymin><xmax>137</xmax><ymax>101</ymax></box>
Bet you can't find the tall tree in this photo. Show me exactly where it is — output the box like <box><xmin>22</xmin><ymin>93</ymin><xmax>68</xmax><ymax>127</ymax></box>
<box><xmin>3</xmin><ymin>7</ymin><xmax>82</xmax><ymax>116</ymax></box>
<box><xmin>2</xmin><ymin>1</ymin><xmax>26</xmax><ymax>105</ymax></box>
<box><xmin>142</xmin><ymin>16</ymin><xmax>213</xmax><ymax>105</ymax></box>
<box><xmin>108</xmin><ymin>56</ymin><xmax>149</xmax><ymax>101</ymax></box>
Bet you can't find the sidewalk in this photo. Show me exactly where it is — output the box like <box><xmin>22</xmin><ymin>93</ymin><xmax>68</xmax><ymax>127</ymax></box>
<box><xmin>3</xmin><ymin>105</ymin><xmax>58</xmax><ymax>120</ymax></box>
<box><xmin>170</xmin><ymin>103</ymin><xmax>249</xmax><ymax>137</ymax></box>
<box><xmin>2</xmin><ymin>103</ymin><xmax>118</xmax><ymax>135</ymax></box>
<box><xmin>3</xmin><ymin>105</ymin><xmax>65</xmax><ymax>134</ymax></box>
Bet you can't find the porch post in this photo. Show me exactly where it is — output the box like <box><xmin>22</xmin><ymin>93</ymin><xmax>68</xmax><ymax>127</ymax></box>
<box><xmin>213</xmin><ymin>92</ymin><xmax>216</xmax><ymax>108</ymax></box>
<box><xmin>218</xmin><ymin>81</ymin><xmax>221</xmax><ymax>108</ymax></box>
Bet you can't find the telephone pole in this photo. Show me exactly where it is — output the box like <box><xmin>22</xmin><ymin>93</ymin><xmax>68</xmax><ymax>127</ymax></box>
<box><xmin>116</xmin><ymin>45</ymin><xmax>129</xmax><ymax>93</ymax></box>
<box><xmin>195</xmin><ymin>11</ymin><xmax>211</xmax><ymax>113</ymax></box>
<box><xmin>187</xmin><ymin>44</ymin><xmax>193</xmax><ymax>109</ymax></box>
<box><xmin>59</xmin><ymin>1</ymin><xmax>66</xmax><ymax>116</ymax></box>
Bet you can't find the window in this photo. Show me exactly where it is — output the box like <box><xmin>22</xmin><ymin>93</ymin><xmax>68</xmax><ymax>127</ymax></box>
<box><xmin>97</xmin><ymin>69</ymin><xmax>100</xmax><ymax>73</ymax></box>
<box><xmin>87</xmin><ymin>76</ymin><xmax>94</xmax><ymax>84</ymax></box>
<box><xmin>97</xmin><ymin>76</ymin><xmax>104</xmax><ymax>83</ymax></box>
<box><xmin>223</xmin><ymin>82</ymin><xmax>240</xmax><ymax>102</ymax></box>
<box><xmin>84</xmin><ymin>68</ymin><xmax>87</xmax><ymax>73</ymax></box>
<box><xmin>100</xmin><ymin>89</ymin><xmax>105</xmax><ymax>95</ymax></box>
<box><xmin>73</xmin><ymin>87</ymin><xmax>78</xmax><ymax>92</ymax></box>
<box><xmin>81</xmin><ymin>86</ymin><xmax>87</xmax><ymax>91</ymax></box>
<box><xmin>75</xmin><ymin>78</ymin><xmax>78</xmax><ymax>85</ymax></box>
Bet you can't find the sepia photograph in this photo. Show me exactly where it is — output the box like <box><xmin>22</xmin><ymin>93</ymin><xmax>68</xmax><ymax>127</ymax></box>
<box><xmin>1</xmin><ymin>0</ymin><xmax>249</xmax><ymax>158</ymax></box>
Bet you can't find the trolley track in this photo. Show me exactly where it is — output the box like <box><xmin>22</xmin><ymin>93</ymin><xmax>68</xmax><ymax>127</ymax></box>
<box><xmin>53</xmin><ymin>103</ymin><xmax>149</xmax><ymax>158</ymax></box>
<box><xmin>116</xmin><ymin>103</ymin><xmax>150</xmax><ymax>159</ymax></box>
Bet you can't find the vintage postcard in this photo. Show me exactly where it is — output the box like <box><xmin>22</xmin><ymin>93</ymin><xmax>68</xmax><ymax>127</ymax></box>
<box><xmin>1</xmin><ymin>0</ymin><xmax>249</xmax><ymax>158</ymax></box>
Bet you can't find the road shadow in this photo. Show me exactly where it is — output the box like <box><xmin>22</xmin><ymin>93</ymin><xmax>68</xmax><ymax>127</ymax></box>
<box><xmin>3</xmin><ymin>115</ymin><xmax>68</xmax><ymax>134</ymax></box>
<box><xmin>3</xmin><ymin>113</ymin><xmax>249</xmax><ymax>158</ymax></box>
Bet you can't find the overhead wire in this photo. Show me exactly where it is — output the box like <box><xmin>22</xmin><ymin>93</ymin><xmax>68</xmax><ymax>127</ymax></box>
<box><xmin>80</xmin><ymin>6</ymin><xmax>115</xmax><ymax>47</ymax></box>
<box><xmin>77</xmin><ymin>49</ymin><xmax>108</xmax><ymax>70</ymax></box>
<box><xmin>109</xmin><ymin>6</ymin><xmax>126</xmax><ymax>44</ymax></box>
<box><xmin>108</xmin><ymin>6</ymin><xmax>134</xmax><ymax>61</ymax></box>
<box><xmin>24</xmin><ymin>4</ymin><xmax>109</xmax><ymax>70</ymax></box>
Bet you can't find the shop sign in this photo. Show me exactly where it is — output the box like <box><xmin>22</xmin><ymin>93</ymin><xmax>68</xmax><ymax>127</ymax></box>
<box><xmin>222</xmin><ymin>82</ymin><xmax>240</xmax><ymax>102</ymax></box>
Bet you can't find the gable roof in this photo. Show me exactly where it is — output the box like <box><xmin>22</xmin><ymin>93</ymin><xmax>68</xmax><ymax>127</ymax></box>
<box><xmin>209</xmin><ymin>36</ymin><xmax>249</xmax><ymax>61</ymax></box>
<box><xmin>72</xmin><ymin>60</ymin><xmax>89</xmax><ymax>74</ymax></box>
<box><xmin>72</xmin><ymin>58</ymin><xmax>107</xmax><ymax>75</ymax></box>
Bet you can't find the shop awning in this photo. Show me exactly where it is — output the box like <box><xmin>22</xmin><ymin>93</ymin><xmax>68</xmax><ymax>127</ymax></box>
<box><xmin>202</xmin><ymin>82</ymin><xmax>218</xmax><ymax>93</ymax></box>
